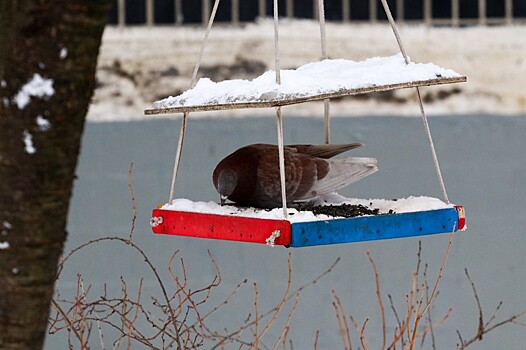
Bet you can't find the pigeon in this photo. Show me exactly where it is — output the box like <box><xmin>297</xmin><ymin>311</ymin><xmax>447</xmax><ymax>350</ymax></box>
<box><xmin>212</xmin><ymin>143</ymin><xmax>378</xmax><ymax>209</ymax></box>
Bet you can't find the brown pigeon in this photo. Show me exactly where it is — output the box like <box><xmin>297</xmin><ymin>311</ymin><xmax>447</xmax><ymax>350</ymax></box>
<box><xmin>212</xmin><ymin>143</ymin><xmax>378</xmax><ymax>209</ymax></box>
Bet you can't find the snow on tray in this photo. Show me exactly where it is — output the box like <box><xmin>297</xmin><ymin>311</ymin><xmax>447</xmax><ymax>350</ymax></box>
<box><xmin>151</xmin><ymin>54</ymin><xmax>462</xmax><ymax>110</ymax></box>
<box><xmin>160</xmin><ymin>194</ymin><xmax>454</xmax><ymax>223</ymax></box>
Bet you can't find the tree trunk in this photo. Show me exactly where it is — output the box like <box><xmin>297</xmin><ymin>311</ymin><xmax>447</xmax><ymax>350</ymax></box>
<box><xmin>0</xmin><ymin>1</ymin><xmax>111</xmax><ymax>348</ymax></box>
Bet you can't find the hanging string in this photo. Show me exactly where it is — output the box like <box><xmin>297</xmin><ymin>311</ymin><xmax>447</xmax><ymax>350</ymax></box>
<box><xmin>379</xmin><ymin>0</ymin><xmax>450</xmax><ymax>204</ymax></box>
<box><xmin>273</xmin><ymin>0</ymin><xmax>288</xmax><ymax>218</ymax></box>
<box><xmin>317</xmin><ymin>0</ymin><xmax>331</xmax><ymax>144</ymax></box>
<box><xmin>276</xmin><ymin>108</ymin><xmax>288</xmax><ymax>218</ymax></box>
<box><xmin>168</xmin><ymin>0</ymin><xmax>222</xmax><ymax>203</ymax></box>
<box><xmin>273</xmin><ymin>0</ymin><xmax>281</xmax><ymax>85</ymax></box>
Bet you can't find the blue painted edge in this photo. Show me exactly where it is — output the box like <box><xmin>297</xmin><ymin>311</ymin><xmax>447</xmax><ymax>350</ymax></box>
<box><xmin>289</xmin><ymin>208</ymin><xmax>460</xmax><ymax>247</ymax></box>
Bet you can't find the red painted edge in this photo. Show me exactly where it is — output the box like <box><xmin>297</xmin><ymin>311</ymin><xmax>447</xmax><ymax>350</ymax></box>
<box><xmin>151</xmin><ymin>209</ymin><xmax>292</xmax><ymax>245</ymax></box>
<box><xmin>454</xmin><ymin>205</ymin><xmax>466</xmax><ymax>230</ymax></box>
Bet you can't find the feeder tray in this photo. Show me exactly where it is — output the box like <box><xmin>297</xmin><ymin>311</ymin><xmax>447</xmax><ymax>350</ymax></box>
<box><xmin>151</xmin><ymin>204</ymin><xmax>466</xmax><ymax>248</ymax></box>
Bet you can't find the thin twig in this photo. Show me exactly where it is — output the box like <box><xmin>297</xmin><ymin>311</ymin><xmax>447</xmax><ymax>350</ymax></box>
<box><xmin>254</xmin><ymin>282</ymin><xmax>259</xmax><ymax>350</ymax></box>
<box><xmin>366</xmin><ymin>251</ymin><xmax>386</xmax><ymax>350</ymax></box>
<box><xmin>423</xmin><ymin>263</ymin><xmax>437</xmax><ymax>350</ymax></box>
<box><xmin>127</xmin><ymin>161</ymin><xmax>137</xmax><ymax>241</ymax></box>
<box><xmin>272</xmin><ymin>293</ymin><xmax>300</xmax><ymax>350</ymax></box>
<box><xmin>51</xmin><ymin>299</ymin><xmax>86</xmax><ymax>349</ymax></box>
<box><xmin>421</xmin><ymin>228</ymin><xmax>456</xmax><ymax>316</ymax></box>
<box><xmin>255</xmin><ymin>252</ymin><xmax>293</xmax><ymax>343</ymax></box>
<box><xmin>464</xmin><ymin>268</ymin><xmax>484</xmax><ymax>340</ymax></box>
<box><xmin>388</xmin><ymin>294</ymin><xmax>405</xmax><ymax>347</ymax></box>
<box><xmin>332</xmin><ymin>289</ymin><xmax>352</xmax><ymax>350</ymax></box>
<box><xmin>359</xmin><ymin>318</ymin><xmax>370</xmax><ymax>350</ymax></box>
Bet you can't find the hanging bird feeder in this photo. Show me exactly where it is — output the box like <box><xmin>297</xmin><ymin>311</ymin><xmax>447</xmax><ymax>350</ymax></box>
<box><xmin>146</xmin><ymin>0</ymin><xmax>467</xmax><ymax>247</ymax></box>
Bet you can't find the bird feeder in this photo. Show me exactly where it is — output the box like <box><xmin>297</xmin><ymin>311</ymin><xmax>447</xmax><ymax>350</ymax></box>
<box><xmin>147</xmin><ymin>0</ymin><xmax>467</xmax><ymax>247</ymax></box>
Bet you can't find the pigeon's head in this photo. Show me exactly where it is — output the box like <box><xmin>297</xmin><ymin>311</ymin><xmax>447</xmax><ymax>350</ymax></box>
<box><xmin>215</xmin><ymin>169</ymin><xmax>238</xmax><ymax>205</ymax></box>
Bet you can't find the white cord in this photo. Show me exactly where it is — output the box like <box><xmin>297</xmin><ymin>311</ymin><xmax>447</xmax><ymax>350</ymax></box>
<box><xmin>276</xmin><ymin>108</ymin><xmax>288</xmax><ymax>218</ymax></box>
<box><xmin>317</xmin><ymin>0</ymin><xmax>331</xmax><ymax>144</ymax></box>
<box><xmin>273</xmin><ymin>0</ymin><xmax>288</xmax><ymax>218</ymax></box>
<box><xmin>168</xmin><ymin>0</ymin><xmax>222</xmax><ymax>203</ymax></box>
<box><xmin>379</xmin><ymin>0</ymin><xmax>450</xmax><ymax>203</ymax></box>
<box><xmin>273</xmin><ymin>0</ymin><xmax>281</xmax><ymax>85</ymax></box>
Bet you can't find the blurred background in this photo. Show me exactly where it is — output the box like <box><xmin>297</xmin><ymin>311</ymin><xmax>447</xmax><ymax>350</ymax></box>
<box><xmin>47</xmin><ymin>1</ymin><xmax>526</xmax><ymax>348</ymax></box>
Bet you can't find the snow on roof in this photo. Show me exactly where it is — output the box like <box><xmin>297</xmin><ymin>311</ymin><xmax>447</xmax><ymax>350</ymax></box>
<box><xmin>161</xmin><ymin>195</ymin><xmax>454</xmax><ymax>223</ymax></box>
<box><xmin>149</xmin><ymin>54</ymin><xmax>463</xmax><ymax>113</ymax></box>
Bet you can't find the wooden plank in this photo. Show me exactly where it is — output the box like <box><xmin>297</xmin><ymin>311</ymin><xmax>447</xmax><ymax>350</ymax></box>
<box><xmin>232</xmin><ymin>0</ymin><xmax>239</xmax><ymax>25</ymax></box>
<box><xmin>478</xmin><ymin>0</ymin><xmax>487</xmax><ymax>25</ymax></box>
<box><xmin>151</xmin><ymin>206</ymin><xmax>465</xmax><ymax>247</ymax></box>
<box><xmin>369</xmin><ymin>0</ymin><xmax>377</xmax><ymax>23</ymax></box>
<box><xmin>258</xmin><ymin>0</ymin><xmax>266</xmax><ymax>18</ymax></box>
<box><xmin>286</xmin><ymin>0</ymin><xmax>293</xmax><ymax>19</ymax></box>
<box><xmin>289</xmin><ymin>207</ymin><xmax>464</xmax><ymax>247</ymax></box>
<box><xmin>452</xmin><ymin>0</ymin><xmax>460</xmax><ymax>27</ymax></box>
<box><xmin>118</xmin><ymin>0</ymin><xmax>126</xmax><ymax>27</ymax></box>
<box><xmin>505</xmin><ymin>0</ymin><xmax>513</xmax><ymax>25</ymax></box>
<box><xmin>397</xmin><ymin>0</ymin><xmax>405</xmax><ymax>23</ymax></box>
<box><xmin>175</xmin><ymin>0</ymin><xmax>183</xmax><ymax>25</ymax></box>
<box><xmin>146</xmin><ymin>0</ymin><xmax>154</xmax><ymax>26</ymax></box>
<box><xmin>423</xmin><ymin>0</ymin><xmax>432</xmax><ymax>26</ymax></box>
<box><xmin>202</xmin><ymin>0</ymin><xmax>210</xmax><ymax>26</ymax></box>
<box><xmin>144</xmin><ymin>75</ymin><xmax>466</xmax><ymax>115</ymax></box>
<box><xmin>151</xmin><ymin>209</ymin><xmax>292</xmax><ymax>245</ymax></box>
<box><xmin>342</xmin><ymin>0</ymin><xmax>350</xmax><ymax>22</ymax></box>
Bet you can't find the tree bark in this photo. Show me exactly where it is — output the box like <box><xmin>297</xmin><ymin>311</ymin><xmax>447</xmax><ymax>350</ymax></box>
<box><xmin>0</xmin><ymin>1</ymin><xmax>111</xmax><ymax>349</ymax></box>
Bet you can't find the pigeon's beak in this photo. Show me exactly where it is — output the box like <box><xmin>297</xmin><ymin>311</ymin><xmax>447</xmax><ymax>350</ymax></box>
<box><xmin>220</xmin><ymin>195</ymin><xmax>228</xmax><ymax>206</ymax></box>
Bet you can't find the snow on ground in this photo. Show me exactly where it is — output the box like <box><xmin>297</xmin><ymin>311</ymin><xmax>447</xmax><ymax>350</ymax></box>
<box><xmin>88</xmin><ymin>20</ymin><xmax>526</xmax><ymax>122</ymax></box>
<box><xmin>161</xmin><ymin>195</ymin><xmax>453</xmax><ymax>223</ymax></box>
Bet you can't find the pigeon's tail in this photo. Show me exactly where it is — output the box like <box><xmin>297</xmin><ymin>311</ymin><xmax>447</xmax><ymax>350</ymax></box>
<box><xmin>304</xmin><ymin>157</ymin><xmax>378</xmax><ymax>198</ymax></box>
<box><xmin>291</xmin><ymin>143</ymin><xmax>363</xmax><ymax>159</ymax></box>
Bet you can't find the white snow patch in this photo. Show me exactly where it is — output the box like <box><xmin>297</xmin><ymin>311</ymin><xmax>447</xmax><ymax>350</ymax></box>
<box><xmin>1</xmin><ymin>80</ymin><xmax>6</xmax><ymax>88</ymax></box>
<box><xmin>3</xmin><ymin>97</ymin><xmax>9</xmax><ymax>107</ymax></box>
<box><xmin>162</xmin><ymin>198</ymin><xmax>330</xmax><ymax>223</ymax></box>
<box><xmin>2</xmin><ymin>221</ymin><xmax>12</xmax><ymax>229</ymax></box>
<box><xmin>12</xmin><ymin>267</ymin><xmax>19</xmax><ymax>274</ymax></box>
<box><xmin>23</xmin><ymin>130</ymin><xmax>36</xmax><ymax>154</ymax></box>
<box><xmin>0</xmin><ymin>241</ymin><xmax>9</xmax><ymax>250</ymax></box>
<box><xmin>315</xmin><ymin>193</ymin><xmax>454</xmax><ymax>213</ymax></box>
<box><xmin>60</xmin><ymin>48</ymin><xmax>68</xmax><ymax>59</ymax></box>
<box><xmin>152</xmin><ymin>54</ymin><xmax>461</xmax><ymax>110</ymax></box>
<box><xmin>14</xmin><ymin>73</ymin><xmax>55</xmax><ymax>109</ymax></box>
<box><xmin>161</xmin><ymin>195</ymin><xmax>453</xmax><ymax>223</ymax></box>
<box><xmin>36</xmin><ymin>115</ymin><xmax>51</xmax><ymax>131</ymax></box>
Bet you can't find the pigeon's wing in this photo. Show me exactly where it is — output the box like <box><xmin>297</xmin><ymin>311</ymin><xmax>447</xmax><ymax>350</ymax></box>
<box><xmin>252</xmin><ymin>148</ymin><xmax>303</xmax><ymax>207</ymax></box>
<box><xmin>297</xmin><ymin>157</ymin><xmax>378</xmax><ymax>199</ymax></box>
<box><xmin>290</xmin><ymin>143</ymin><xmax>363</xmax><ymax>159</ymax></box>
<box><xmin>254</xmin><ymin>149</ymin><xmax>331</xmax><ymax>206</ymax></box>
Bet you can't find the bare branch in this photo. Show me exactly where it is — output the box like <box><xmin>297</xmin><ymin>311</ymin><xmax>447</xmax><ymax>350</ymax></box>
<box><xmin>366</xmin><ymin>251</ymin><xmax>386</xmax><ymax>350</ymax></box>
<box><xmin>457</xmin><ymin>269</ymin><xmax>526</xmax><ymax>349</ymax></box>
<box><xmin>464</xmin><ymin>268</ymin><xmax>484</xmax><ymax>340</ymax></box>
<box><xmin>359</xmin><ymin>318</ymin><xmax>370</xmax><ymax>350</ymax></box>
<box><xmin>127</xmin><ymin>161</ymin><xmax>137</xmax><ymax>241</ymax></box>
<box><xmin>272</xmin><ymin>292</ymin><xmax>300</xmax><ymax>350</ymax></box>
